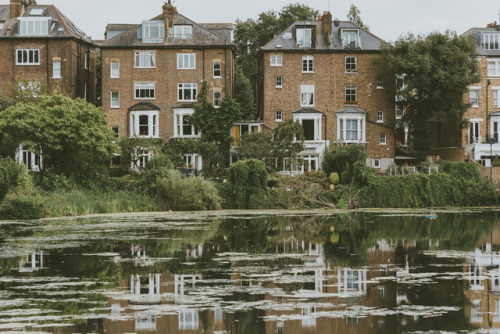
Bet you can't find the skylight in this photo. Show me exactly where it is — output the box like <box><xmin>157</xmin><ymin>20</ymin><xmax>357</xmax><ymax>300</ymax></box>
<box><xmin>29</xmin><ymin>8</ymin><xmax>44</xmax><ymax>16</ymax></box>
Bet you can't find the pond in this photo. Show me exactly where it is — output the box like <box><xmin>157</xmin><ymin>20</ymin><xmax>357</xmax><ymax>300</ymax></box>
<box><xmin>1</xmin><ymin>210</ymin><xmax>500</xmax><ymax>333</ymax></box>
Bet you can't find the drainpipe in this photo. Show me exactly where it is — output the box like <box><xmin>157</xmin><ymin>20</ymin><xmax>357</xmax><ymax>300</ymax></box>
<box><xmin>487</xmin><ymin>78</ymin><xmax>491</xmax><ymax>140</ymax></box>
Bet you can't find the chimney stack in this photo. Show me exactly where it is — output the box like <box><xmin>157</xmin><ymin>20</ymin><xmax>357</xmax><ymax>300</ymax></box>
<box><xmin>321</xmin><ymin>11</ymin><xmax>332</xmax><ymax>45</ymax></box>
<box><xmin>10</xmin><ymin>0</ymin><xmax>23</xmax><ymax>19</ymax></box>
<box><xmin>162</xmin><ymin>0</ymin><xmax>176</xmax><ymax>39</ymax></box>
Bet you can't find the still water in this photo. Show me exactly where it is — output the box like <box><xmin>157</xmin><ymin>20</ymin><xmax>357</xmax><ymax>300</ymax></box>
<box><xmin>1</xmin><ymin>210</ymin><xmax>500</xmax><ymax>333</ymax></box>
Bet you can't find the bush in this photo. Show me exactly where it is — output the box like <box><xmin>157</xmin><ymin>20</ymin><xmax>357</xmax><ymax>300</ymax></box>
<box><xmin>329</xmin><ymin>172</ymin><xmax>340</xmax><ymax>185</ymax></box>
<box><xmin>227</xmin><ymin>159</ymin><xmax>269</xmax><ymax>209</ymax></box>
<box><xmin>0</xmin><ymin>158</ymin><xmax>22</xmax><ymax>200</ymax></box>
<box><xmin>322</xmin><ymin>144</ymin><xmax>366</xmax><ymax>183</ymax></box>
<box><xmin>155</xmin><ymin>170</ymin><xmax>220</xmax><ymax>211</ymax></box>
<box><xmin>0</xmin><ymin>194</ymin><xmax>46</xmax><ymax>220</ymax></box>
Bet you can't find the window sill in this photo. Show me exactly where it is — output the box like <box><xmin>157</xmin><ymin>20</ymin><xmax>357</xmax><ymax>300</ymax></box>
<box><xmin>379</xmin><ymin>143</ymin><xmax>387</xmax><ymax>146</ymax></box>
<box><xmin>301</xmin><ymin>105</ymin><xmax>315</xmax><ymax>108</ymax></box>
<box><xmin>52</xmin><ymin>76</ymin><xmax>62</xmax><ymax>79</ymax></box>
<box><xmin>134</xmin><ymin>98</ymin><xmax>156</xmax><ymax>100</ymax></box>
<box><xmin>270</xmin><ymin>64</ymin><xmax>282</xmax><ymax>67</ymax></box>
<box><xmin>345</xmin><ymin>71</ymin><xmax>358</xmax><ymax>74</ymax></box>
<box><xmin>111</xmin><ymin>76</ymin><xmax>120</xmax><ymax>79</ymax></box>
<box><xmin>470</xmin><ymin>106</ymin><xmax>480</xmax><ymax>108</ymax></box>
<box><xmin>376</xmin><ymin>86</ymin><xmax>384</xmax><ymax>90</ymax></box>
<box><xmin>133</xmin><ymin>67</ymin><xmax>156</xmax><ymax>69</ymax></box>
<box><xmin>16</xmin><ymin>63</ymin><xmax>40</xmax><ymax>66</ymax></box>
<box><xmin>171</xmin><ymin>135</ymin><xmax>201</xmax><ymax>139</ymax></box>
<box><xmin>130</xmin><ymin>135</ymin><xmax>160</xmax><ymax>139</ymax></box>
<box><xmin>302</xmin><ymin>71</ymin><xmax>314</xmax><ymax>74</ymax></box>
<box><xmin>376</xmin><ymin>121</ymin><xmax>384</xmax><ymax>123</ymax></box>
<box><xmin>213</xmin><ymin>76</ymin><xmax>222</xmax><ymax>79</ymax></box>
<box><xmin>178</xmin><ymin>100</ymin><xmax>198</xmax><ymax>103</ymax></box>
<box><xmin>177</xmin><ymin>68</ymin><xmax>196</xmax><ymax>70</ymax></box>
<box><xmin>276</xmin><ymin>86</ymin><xmax>282</xmax><ymax>89</ymax></box>
<box><xmin>275</xmin><ymin>119</ymin><xmax>283</xmax><ymax>122</ymax></box>
<box><xmin>110</xmin><ymin>106</ymin><xmax>120</xmax><ymax>109</ymax></box>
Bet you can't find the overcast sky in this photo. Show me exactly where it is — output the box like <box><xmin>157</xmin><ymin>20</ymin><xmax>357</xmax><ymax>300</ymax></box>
<box><xmin>39</xmin><ymin>0</ymin><xmax>500</xmax><ymax>42</ymax></box>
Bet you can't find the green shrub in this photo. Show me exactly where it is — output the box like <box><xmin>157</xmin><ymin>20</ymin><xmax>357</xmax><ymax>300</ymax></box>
<box><xmin>155</xmin><ymin>170</ymin><xmax>220</xmax><ymax>211</ymax></box>
<box><xmin>322</xmin><ymin>144</ymin><xmax>366</xmax><ymax>183</ymax></box>
<box><xmin>0</xmin><ymin>194</ymin><xmax>47</xmax><ymax>220</ymax></box>
<box><xmin>228</xmin><ymin>159</ymin><xmax>269</xmax><ymax>209</ymax></box>
<box><xmin>329</xmin><ymin>172</ymin><xmax>340</xmax><ymax>185</ymax></box>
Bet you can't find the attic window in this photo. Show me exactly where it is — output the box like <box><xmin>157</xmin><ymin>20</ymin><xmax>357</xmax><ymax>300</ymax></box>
<box><xmin>174</xmin><ymin>25</ymin><xmax>192</xmax><ymax>39</ymax></box>
<box><xmin>29</xmin><ymin>8</ymin><xmax>44</xmax><ymax>16</ymax></box>
<box><xmin>341</xmin><ymin>29</ymin><xmax>360</xmax><ymax>48</ymax></box>
<box><xmin>142</xmin><ymin>21</ymin><xmax>165</xmax><ymax>43</ymax></box>
<box><xmin>283</xmin><ymin>32</ymin><xmax>292</xmax><ymax>39</ymax></box>
<box><xmin>19</xmin><ymin>17</ymin><xmax>50</xmax><ymax>36</ymax></box>
<box><xmin>483</xmin><ymin>33</ymin><xmax>500</xmax><ymax>50</ymax></box>
<box><xmin>296</xmin><ymin>27</ymin><xmax>313</xmax><ymax>48</ymax></box>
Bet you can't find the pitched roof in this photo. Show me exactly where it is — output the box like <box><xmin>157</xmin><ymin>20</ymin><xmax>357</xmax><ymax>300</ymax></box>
<box><xmin>261</xmin><ymin>20</ymin><xmax>383</xmax><ymax>52</ymax></box>
<box><xmin>461</xmin><ymin>26</ymin><xmax>500</xmax><ymax>57</ymax></box>
<box><xmin>100</xmin><ymin>12</ymin><xmax>233</xmax><ymax>48</ymax></box>
<box><xmin>0</xmin><ymin>4</ymin><xmax>92</xmax><ymax>43</ymax></box>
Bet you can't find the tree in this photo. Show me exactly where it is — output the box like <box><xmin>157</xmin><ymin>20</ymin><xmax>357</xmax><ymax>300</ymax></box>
<box><xmin>236</xmin><ymin>131</ymin><xmax>274</xmax><ymax>167</ymax></box>
<box><xmin>347</xmin><ymin>4</ymin><xmax>369</xmax><ymax>31</ymax></box>
<box><xmin>234</xmin><ymin>66</ymin><xmax>255</xmax><ymax>120</ymax></box>
<box><xmin>234</xmin><ymin>4</ymin><xmax>319</xmax><ymax>87</ymax></box>
<box><xmin>189</xmin><ymin>82</ymin><xmax>242</xmax><ymax>167</ymax></box>
<box><xmin>376</xmin><ymin>31</ymin><xmax>480</xmax><ymax>156</ymax></box>
<box><xmin>0</xmin><ymin>94</ymin><xmax>117</xmax><ymax>178</ymax></box>
<box><xmin>272</xmin><ymin>120</ymin><xmax>305</xmax><ymax>171</ymax></box>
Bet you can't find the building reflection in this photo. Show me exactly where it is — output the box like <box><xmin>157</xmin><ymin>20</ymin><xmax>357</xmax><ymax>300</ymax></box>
<box><xmin>463</xmin><ymin>226</ymin><xmax>500</xmax><ymax>332</ymax></box>
<box><xmin>19</xmin><ymin>250</ymin><xmax>44</xmax><ymax>272</ymax></box>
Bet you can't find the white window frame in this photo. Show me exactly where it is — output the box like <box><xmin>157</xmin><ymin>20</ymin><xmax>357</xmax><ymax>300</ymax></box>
<box><xmin>294</xmin><ymin>112</ymin><xmax>322</xmax><ymax>141</ymax></box>
<box><xmin>213</xmin><ymin>62</ymin><xmax>221</xmax><ymax>78</ymax></box>
<box><xmin>178</xmin><ymin>310</ymin><xmax>199</xmax><ymax>330</ymax></box>
<box><xmin>130</xmin><ymin>110</ymin><xmax>159</xmax><ymax>138</ymax></box>
<box><xmin>488</xmin><ymin>59</ymin><xmax>500</xmax><ymax>77</ymax></box>
<box><xmin>132</xmin><ymin>148</ymin><xmax>155</xmax><ymax>169</ymax></box>
<box><xmin>373</xmin><ymin>159</ymin><xmax>381</xmax><ymax>168</ymax></box>
<box><xmin>469</xmin><ymin>86</ymin><xmax>481</xmax><ymax>107</ymax></box>
<box><xmin>110</xmin><ymin>91</ymin><xmax>119</xmax><ymax>108</ymax></box>
<box><xmin>302</xmin><ymin>55</ymin><xmax>314</xmax><ymax>73</ymax></box>
<box><xmin>275</xmin><ymin>110</ymin><xmax>282</xmax><ymax>122</ymax></box>
<box><xmin>493</xmin><ymin>87</ymin><xmax>500</xmax><ymax>108</ymax></box>
<box><xmin>345</xmin><ymin>56</ymin><xmax>357</xmax><ymax>72</ymax></box>
<box><xmin>483</xmin><ymin>33</ymin><xmax>500</xmax><ymax>50</ymax></box>
<box><xmin>173</xmin><ymin>108</ymin><xmax>200</xmax><ymax>138</ymax></box>
<box><xmin>296</xmin><ymin>28</ymin><xmax>313</xmax><ymax>48</ymax></box>
<box><xmin>337</xmin><ymin>114</ymin><xmax>366</xmax><ymax>143</ymax></box>
<box><xmin>468</xmin><ymin>118</ymin><xmax>482</xmax><ymax>144</ymax></box>
<box><xmin>376</xmin><ymin>77</ymin><xmax>384</xmax><ymax>89</ymax></box>
<box><xmin>341</xmin><ymin>29</ymin><xmax>360</xmax><ymax>48</ymax></box>
<box><xmin>134</xmin><ymin>51</ymin><xmax>156</xmax><ymax>68</ymax></box>
<box><xmin>178</xmin><ymin>83</ymin><xmax>198</xmax><ymax>102</ymax></box>
<box><xmin>16</xmin><ymin>49</ymin><xmax>40</xmax><ymax>65</ymax></box>
<box><xmin>52</xmin><ymin>60</ymin><xmax>61</xmax><ymax>78</ymax></box>
<box><xmin>345</xmin><ymin>85</ymin><xmax>357</xmax><ymax>103</ymax></box>
<box><xmin>177</xmin><ymin>53</ymin><xmax>196</xmax><ymax>69</ymax></box>
<box><xmin>173</xmin><ymin>25</ymin><xmax>193</xmax><ymax>39</ymax></box>
<box><xmin>301</xmin><ymin>85</ymin><xmax>314</xmax><ymax>107</ymax></box>
<box><xmin>134</xmin><ymin>82</ymin><xmax>155</xmax><ymax>100</ymax></box>
<box><xmin>16</xmin><ymin>144</ymin><xmax>42</xmax><ymax>172</ymax></box>
<box><xmin>18</xmin><ymin>17</ymin><xmax>49</xmax><ymax>36</ymax></box>
<box><xmin>142</xmin><ymin>20</ymin><xmax>165</xmax><ymax>43</ymax></box>
<box><xmin>276</xmin><ymin>76</ymin><xmax>282</xmax><ymax>88</ymax></box>
<box><xmin>380</xmin><ymin>133</ymin><xmax>387</xmax><ymax>145</ymax></box>
<box><xmin>377</xmin><ymin>111</ymin><xmax>384</xmax><ymax>123</ymax></box>
<box><xmin>110</xmin><ymin>62</ymin><xmax>120</xmax><ymax>78</ymax></box>
<box><xmin>213</xmin><ymin>91</ymin><xmax>222</xmax><ymax>108</ymax></box>
<box><xmin>491</xmin><ymin>115</ymin><xmax>500</xmax><ymax>143</ymax></box>
<box><xmin>270</xmin><ymin>55</ymin><xmax>282</xmax><ymax>67</ymax></box>
<box><xmin>396</xmin><ymin>105</ymin><xmax>404</xmax><ymax>119</ymax></box>
<box><xmin>84</xmin><ymin>53</ymin><xmax>88</xmax><ymax>70</ymax></box>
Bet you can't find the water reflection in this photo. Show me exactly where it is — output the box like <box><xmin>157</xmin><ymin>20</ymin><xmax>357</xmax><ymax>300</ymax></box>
<box><xmin>0</xmin><ymin>211</ymin><xmax>499</xmax><ymax>333</ymax></box>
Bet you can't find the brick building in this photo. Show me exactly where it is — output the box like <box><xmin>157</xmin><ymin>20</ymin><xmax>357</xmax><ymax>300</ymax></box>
<box><xmin>100</xmin><ymin>1</ymin><xmax>236</xmax><ymax>169</ymax></box>
<box><xmin>0</xmin><ymin>0</ymin><xmax>96</xmax><ymax>103</ymax></box>
<box><xmin>256</xmin><ymin>13</ymin><xmax>395</xmax><ymax>173</ymax></box>
<box><xmin>461</xmin><ymin>23</ymin><xmax>500</xmax><ymax>166</ymax></box>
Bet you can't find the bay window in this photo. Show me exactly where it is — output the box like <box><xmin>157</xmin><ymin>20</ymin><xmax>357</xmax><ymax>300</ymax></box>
<box><xmin>130</xmin><ymin>110</ymin><xmax>159</xmax><ymax>138</ymax></box>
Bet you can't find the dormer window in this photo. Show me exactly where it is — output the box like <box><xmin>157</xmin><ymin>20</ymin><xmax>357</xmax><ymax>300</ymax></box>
<box><xmin>483</xmin><ymin>33</ymin><xmax>500</xmax><ymax>50</ymax></box>
<box><xmin>19</xmin><ymin>17</ymin><xmax>50</xmax><ymax>36</ymax></box>
<box><xmin>296</xmin><ymin>27</ymin><xmax>313</xmax><ymax>48</ymax></box>
<box><xmin>174</xmin><ymin>25</ymin><xmax>192</xmax><ymax>39</ymax></box>
<box><xmin>29</xmin><ymin>8</ymin><xmax>44</xmax><ymax>16</ymax></box>
<box><xmin>341</xmin><ymin>29</ymin><xmax>360</xmax><ymax>48</ymax></box>
<box><xmin>142</xmin><ymin>21</ymin><xmax>165</xmax><ymax>43</ymax></box>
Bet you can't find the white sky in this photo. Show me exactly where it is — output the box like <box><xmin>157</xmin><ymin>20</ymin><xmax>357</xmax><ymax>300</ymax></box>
<box><xmin>37</xmin><ymin>0</ymin><xmax>500</xmax><ymax>42</ymax></box>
